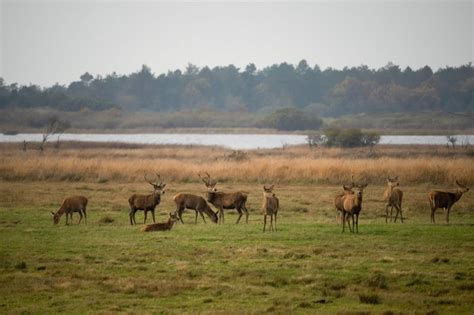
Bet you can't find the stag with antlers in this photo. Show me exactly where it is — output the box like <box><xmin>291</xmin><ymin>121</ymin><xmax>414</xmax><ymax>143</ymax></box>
<box><xmin>128</xmin><ymin>173</ymin><xmax>166</xmax><ymax>225</ymax></box>
<box><xmin>341</xmin><ymin>183</ymin><xmax>368</xmax><ymax>233</ymax></box>
<box><xmin>429</xmin><ymin>180</ymin><xmax>469</xmax><ymax>224</ymax></box>
<box><xmin>199</xmin><ymin>172</ymin><xmax>249</xmax><ymax>224</ymax></box>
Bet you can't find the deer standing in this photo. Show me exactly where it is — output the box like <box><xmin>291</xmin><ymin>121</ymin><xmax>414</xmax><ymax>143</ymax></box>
<box><xmin>341</xmin><ymin>183</ymin><xmax>368</xmax><ymax>233</ymax></box>
<box><xmin>173</xmin><ymin>193</ymin><xmax>218</xmax><ymax>224</ymax></box>
<box><xmin>429</xmin><ymin>180</ymin><xmax>469</xmax><ymax>224</ymax></box>
<box><xmin>128</xmin><ymin>174</ymin><xmax>166</xmax><ymax>225</ymax></box>
<box><xmin>262</xmin><ymin>185</ymin><xmax>279</xmax><ymax>232</ymax></box>
<box><xmin>199</xmin><ymin>173</ymin><xmax>249</xmax><ymax>224</ymax></box>
<box><xmin>141</xmin><ymin>212</ymin><xmax>179</xmax><ymax>232</ymax></box>
<box><xmin>384</xmin><ymin>176</ymin><xmax>404</xmax><ymax>223</ymax></box>
<box><xmin>335</xmin><ymin>185</ymin><xmax>354</xmax><ymax>224</ymax></box>
<box><xmin>51</xmin><ymin>195</ymin><xmax>88</xmax><ymax>225</ymax></box>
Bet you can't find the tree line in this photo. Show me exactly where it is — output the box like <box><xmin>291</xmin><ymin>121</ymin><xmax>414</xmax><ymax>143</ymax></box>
<box><xmin>0</xmin><ymin>61</ymin><xmax>472</xmax><ymax>115</ymax></box>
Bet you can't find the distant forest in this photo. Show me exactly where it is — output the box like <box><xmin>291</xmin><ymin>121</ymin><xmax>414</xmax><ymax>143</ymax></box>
<box><xmin>0</xmin><ymin>61</ymin><xmax>472</xmax><ymax>116</ymax></box>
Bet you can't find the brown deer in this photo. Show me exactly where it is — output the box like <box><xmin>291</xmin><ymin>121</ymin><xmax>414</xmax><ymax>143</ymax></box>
<box><xmin>341</xmin><ymin>183</ymin><xmax>368</xmax><ymax>233</ymax></box>
<box><xmin>262</xmin><ymin>185</ymin><xmax>279</xmax><ymax>232</ymax></box>
<box><xmin>141</xmin><ymin>212</ymin><xmax>179</xmax><ymax>232</ymax></box>
<box><xmin>334</xmin><ymin>175</ymin><xmax>355</xmax><ymax>224</ymax></box>
<box><xmin>173</xmin><ymin>193</ymin><xmax>218</xmax><ymax>224</ymax></box>
<box><xmin>128</xmin><ymin>174</ymin><xmax>166</xmax><ymax>225</ymax></box>
<box><xmin>429</xmin><ymin>180</ymin><xmax>469</xmax><ymax>224</ymax></box>
<box><xmin>384</xmin><ymin>176</ymin><xmax>404</xmax><ymax>223</ymax></box>
<box><xmin>199</xmin><ymin>172</ymin><xmax>249</xmax><ymax>224</ymax></box>
<box><xmin>51</xmin><ymin>195</ymin><xmax>88</xmax><ymax>225</ymax></box>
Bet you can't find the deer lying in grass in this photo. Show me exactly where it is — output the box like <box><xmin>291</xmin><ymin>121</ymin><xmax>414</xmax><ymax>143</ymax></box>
<box><xmin>141</xmin><ymin>212</ymin><xmax>179</xmax><ymax>232</ymax></box>
<box><xmin>51</xmin><ymin>195</ymin><xmax>88</xmax><ymax>225</ymax></box>
<box><xmin>262</xmin><ymin>185</ymin><xmax>279</xmax><ymax>232</ymax></box>
<box><xmin>128</xmin><ymin>174</ymin><xmax>166</xmax><ymax>225</ymax></box>
<box><xmin>199</xmin><ymin>172</ymin><xmax>249</xmax><ymax>224</ymax></box>
<box><xmin>429</xmin><ymin>180</ymin><xmax>469</xmax><ymax>224</ymax></box>
<box><xmin>173</xmin><ymin>193</ymin><xmax>218</xmax><ymax>224</ymax></box>
<box><xmin>341</xmin><ymin>183</ymin><xmax>368</xmax><ymax>233</ymax></box>
<box><xmin>384</xmin><ymin>176</ymin><xmax>404</xmax><ymax>223</ymax></box>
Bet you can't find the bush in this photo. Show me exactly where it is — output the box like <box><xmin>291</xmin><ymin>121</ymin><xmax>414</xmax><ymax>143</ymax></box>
<box><xmin>261</xmin><ymin>107</ymin><xmax>323</xmax><ymax>131</ymax></box>
<box><xmin>323</xmin><ymin>127</ymin><xmax>380</xmax><ymax>148</ymax></box>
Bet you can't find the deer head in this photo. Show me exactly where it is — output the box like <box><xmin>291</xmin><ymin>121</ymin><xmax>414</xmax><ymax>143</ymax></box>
<box><xmin>386</xmin><ymin>176</ymin><xmax>400</xmax><ymax>190</ymax></box>
<box><xmin>168</xmin><ymin>212</ymin><xmax>179</xmax><ymax>223</ymax></box>
<box><xmin>199</xmin><ymin>172</ymin><xmax>217</xmax><ymax>192</ymax></box>
<box><xmin>144</xmin><ymin>173</ymin><xmax>166</xmax><ymax>194</ymax></box>
<box><xmin>51</xmin><ymin>212</ymin><xmax>60</xmax><ymax>225</ymax></box>
<box><xmin>455</xmin><ymin>180</ymin><xmax>469</xmax><ymax>193</ymax></box>
<box><xmin>354</xmin><ymin>183</ymin><xmax>368</xmax><ymax>198</ymax></box>
<box><xmin>263</xmin><ymin>185</ymin><xmax>275</xmax><ymax>198</ymax></box>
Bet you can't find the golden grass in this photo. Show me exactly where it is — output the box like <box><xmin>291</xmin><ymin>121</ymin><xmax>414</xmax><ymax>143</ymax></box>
<box><xmin>1</xmin><ymin>144</ymin><xmax>473</xmax><ymax>185</ymax></box>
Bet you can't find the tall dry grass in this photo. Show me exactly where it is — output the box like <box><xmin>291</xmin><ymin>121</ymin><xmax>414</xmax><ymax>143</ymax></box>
<box><xmin>1</xmin><ymin>144</ymin><xmax>473</xmax><ymax>185</ymax></box>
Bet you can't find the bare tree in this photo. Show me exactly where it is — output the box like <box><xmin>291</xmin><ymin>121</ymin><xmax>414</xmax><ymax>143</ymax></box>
<box><xmin>446</xmin><ymin>135</ymin><xmax>457</xmax><ymax>149</ymax></box>
<box><xmin>39</xmin><ymin>116</ymin><xmax>70</xmax><ymax>152</ymax></box>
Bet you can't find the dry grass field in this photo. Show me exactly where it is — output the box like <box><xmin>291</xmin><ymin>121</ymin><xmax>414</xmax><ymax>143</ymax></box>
<box><xmin>1</xmin><ymin>143</ymin><xmax>473</xmax><ymax>313</ymax></box>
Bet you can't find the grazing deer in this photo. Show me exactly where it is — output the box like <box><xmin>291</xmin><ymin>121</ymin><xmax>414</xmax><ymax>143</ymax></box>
<box><xmin>141</xmin><ymin>212</ymin><xmax>179</xmax><ymax>232</ymax></box>
<box><xmin>262</xmin><ymin>185</ymin><xmax>279</xmax><ymax>232</ymax></box>
<box><xmin>128</xmin><ymin>174</ymin><xmax>166</xmax><ymax>226</ymax></box>
<box><xmin>341</xmin><ymin>183</ymin><xmax>368</xmax><ymax>233</ymax></box>
<box><xmin>334</xmin><ymin>175</ymin><xmax>355</xmax><ymax>224</ymax></box>
<box><xmin>429</xmin><ymin>180</ymin><xmax>469</xmax><ymax>224</ymax></box>
<box><xmin>384</xmin><ymin>176</ymin><xmax>404</xmax><ymax>223</ymax></box>
<box><xmin>51</xmin><ymin>195</ymin><xmax>88</xmax><ymax>225</ymax></box>
<box><xmin>199</xmin><ymin>172</ymin><xmax>249</xmax><ymax>224</ymax></box>
<box><xmin>173</xmin><ymin>193</ymin><xmax>218</xmax><ymax>224</ymax></box>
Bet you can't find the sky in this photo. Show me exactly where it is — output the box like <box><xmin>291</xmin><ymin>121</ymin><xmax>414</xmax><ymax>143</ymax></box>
<box><xmin>1</xmin><ymin>0</ymin><xmax>472</xmax><ymax>87</ymax></box>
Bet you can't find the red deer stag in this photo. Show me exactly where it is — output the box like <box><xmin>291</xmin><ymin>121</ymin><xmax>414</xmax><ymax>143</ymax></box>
<box><xmin>384</xmin><ymin>176</ymin><xmax>404</xmax><ymax>223</ymax></box>
<box><xmin>141</xmin><ymin>212</ymin><xmax>179</xmax><ymax>232</ymax></box>
<box><xmin>334</xmin><ymin>175</ymin><xmax>355</xmax><ymax>224</ymax></box>
<box><xmin>51</xmin><ymin>195</ymin><xmax>88</xmax><ymax>225</ymax></box>
<box><xmin>199</xmin><ymin>172</ymin><xmax>249</xmax><ymax>224</ymax></box>
<box><xmin>341</xmin><ymin>183</ymin><xmax>368</xmax><ymax>233</ymax></box>
<box><xmin>173</xmin><ymin>193</ymin><xmax>218</xmax><ymax>224</ymax></box>
<box><xmin>128</xmin><ymin>174</ymin><xmax>166</xmax><ymax>225</ymax></box>
<box><xmin>262</xmin><ymin>185</ymin><xmax>279</xmax><ymax>232</ymax></box>
<box><xmin>429</xmin><ymin>180</ymin><xmax>469</xmax><ymax>224</ymax></box>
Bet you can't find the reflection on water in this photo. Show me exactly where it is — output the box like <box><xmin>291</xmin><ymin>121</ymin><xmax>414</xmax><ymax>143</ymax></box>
<box><xmin>1</xmin><ymin>133</ymin><xmax>473</xmax><ymax>150</ymax></box>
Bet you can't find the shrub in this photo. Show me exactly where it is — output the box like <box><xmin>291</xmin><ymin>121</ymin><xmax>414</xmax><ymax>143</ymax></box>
<box><xmin>323</xmin><ymin>127</ymin><xmax>380</xmax><ymax>148</ymax></box>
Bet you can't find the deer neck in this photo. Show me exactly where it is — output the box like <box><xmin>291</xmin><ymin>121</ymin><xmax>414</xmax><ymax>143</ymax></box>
<box><xmin>455</xmin><ymin>190</ymin><xmax>465</xmax><ymax>202</ymax></box>
<box><xmin>354</xmin><ymin>194</ymin><xmax>363</xmax><ymax>208</ymax></box>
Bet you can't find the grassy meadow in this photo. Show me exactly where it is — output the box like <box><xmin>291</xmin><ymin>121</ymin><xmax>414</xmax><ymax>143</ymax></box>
<box><xmin>1</xmin><ymin>143</ymin><xmax>474</xmax><ymax>313</ymax></box>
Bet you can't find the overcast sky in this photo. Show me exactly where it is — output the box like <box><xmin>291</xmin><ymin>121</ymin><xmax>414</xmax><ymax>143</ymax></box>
<box><xmin>1</xmin><ymin>0</ymin><xmax>472</xmax><ymax>87</ymax></box>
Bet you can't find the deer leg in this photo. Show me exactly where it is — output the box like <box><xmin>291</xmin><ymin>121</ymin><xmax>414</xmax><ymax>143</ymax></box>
<box><xmin>274</xmin><ymin>213</ymin><xmax>277</xmax><ymax>232</ymax></box>
<box><xmin>263</xmin><ymin>215</ymin><xmax>267</xmax><ymax>232</ymax></box>
<box><xmin>83</xmin><ymin>208</ymin><xmax>87</xmax><ymax>224</ymax></box>
<box><xmin>385</xmin><ymin>204</ymin><xmax>390</xmax><ymax>223</ymax></box>
<box><xmin>431</xmin><ymin>208</ymin><xmax>436</xmax><ymax>224</ymax></box>
<box><xmin>152</xmin><ymin>210</ymin><xmax>156</xmax><ymax>224</ymax></box>
<box><xmin>199</xmin><ymin>211</ymin><xmax>207</xmax><ymax>224</ymax></box>
<box><xmin>356</xmin><ymin>214</ymin><xmax>359</xmax><ymax>233</ymax></box>
<box><xmin>177</xmin><ymin>208</ymin><xmax>185</xmax><ymax>224</ymax></box>
<box><xmin>270</xmin><ymin>214</ymin><xmax>273</xmax><ymax>232</ymax></box>
<box><xmin>65</xmin><ymin>212</ymin><xmax>69</xmax><ymax>225</ymax></box>
<box><xmin>342</xmin><ymin>212</ymin><xmax>346</xmax><ymax>232</ymax></box>
<box><xmin>235</xmin><ymin>208</ymin><xmax>243</xmax><ymax>224</ymax></box>
<box><xmin>220</xmin><ymin>209</ymin><xmax>225</xmax><ymax>224</ymax></box>
<box><xmin>77</xmin><ymin>211</ymin><xmax>83</xmax><ymax>224</ymax></box>
<box><xmin>446</xmin><ymin>207</ymin><xmax>451</xmax><ymax>224</ymax></box>
<box><xmin>144</xmin><ymin>210</ymin><xmax>148</xmax><ymax>224</ymax></box>
<box><xmin>399</xmin><ymin>203</ymin><xmax>403</xmax><ymax>223</ymax></box>
<box><xmin>129</xmin><ymin>209</ymin><xmax>135</xmax><ymax>225</ymax></box>
<box><xmin>243</xmin><ymin>205</ymin><xmax>249</xmax><ymax>224</ymax></box>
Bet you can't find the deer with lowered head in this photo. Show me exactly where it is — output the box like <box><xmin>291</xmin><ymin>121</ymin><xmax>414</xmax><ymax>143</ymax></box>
<box><xmin>172</xmin><ymin>192</ymin><xmax>218</xmax><ymax>224</ymax></box>
<box><xmin>384</xmin><ymin>176</ymin><xmax>404</xmax><ymax>223</ymax></box>
<box><xmin>199</xmin><ymin>172</ymin><xmax>249</xmax><ymax>224</ymax></box>
<box><xmin>429</xmin><ymin>180</ymin><xmax>469</xmax><ymax>224</ymax></box>
<box><xmin>334</xmin><ymin>175</ymin><xmax>355</xmax><ymax>225</ymax></box>
<box><xmin>51</xmin><ymin>195</ymin><xmax>88</xmax><ymax>225</ymax></box>
<box><xmin>262</xmin><ymin>185</ymin><xmax>279</xmax><ymax>232</ymax></box>
<box><xmin>341</xmin><ymin>183</ymin><xmax>368</xmax><ymax>233</ymax></box>
<box><xmin>141</xmin><ymin>212</ymin><xmax>179</xmax><ymax>232</ymax></box>
<box><xmin>128</xmin><ymin>174</ymin><xmax>166</xmax><ymax>225</ymax></box>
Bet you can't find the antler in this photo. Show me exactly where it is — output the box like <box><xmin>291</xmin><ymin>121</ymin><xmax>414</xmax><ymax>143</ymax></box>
<box><xmin>199</xmin><ymin>172</ymin><xmax>216</xmax><ymax>187</ymax></box>
<box><xmin>156</xmin><ymin>173</ymin><xmax>165</xmax><ymax>187</ymax></box>
<box><xmin>144</xmin><ymin>173</ymin><xmax>154</xmax><ymax>185</ymax></box>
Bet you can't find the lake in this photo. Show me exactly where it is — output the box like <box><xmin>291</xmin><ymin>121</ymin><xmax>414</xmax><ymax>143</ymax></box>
<box><xmin>0</xmin><ymin>133</ymin><xmax>473</xmax><ymax>150</ymax></box>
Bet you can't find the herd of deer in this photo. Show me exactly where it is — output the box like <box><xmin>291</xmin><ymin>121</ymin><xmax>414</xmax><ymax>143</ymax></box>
<box><xmin>51</xmin><ymin>173</ymin><xmax>470</xmax><ymax>233</ymax></box>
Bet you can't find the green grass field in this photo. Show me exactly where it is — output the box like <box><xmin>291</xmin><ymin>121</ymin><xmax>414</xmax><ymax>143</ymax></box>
<box><xmin>1</xmin><ymin>182</ymin><xmax>473</xmax><ymax>313</ymax></box>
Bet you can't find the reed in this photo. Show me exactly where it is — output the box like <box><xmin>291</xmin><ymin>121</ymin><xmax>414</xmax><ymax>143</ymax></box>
<box><xmin>1</xmin><ymin>144</ymin><xmax>472</xmax><ymax>185</ymax></box>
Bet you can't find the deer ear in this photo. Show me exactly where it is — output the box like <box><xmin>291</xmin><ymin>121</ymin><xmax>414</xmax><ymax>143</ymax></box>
<box><xmin>161</xmin><ymin>184</ymin><xmax>166</xmax><ymax>188</ymax></box>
